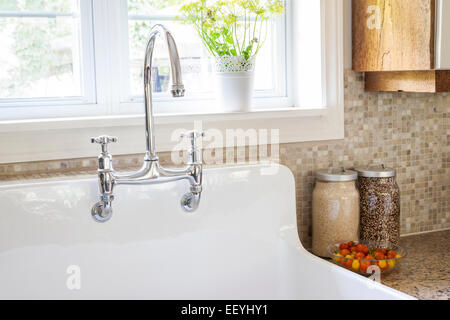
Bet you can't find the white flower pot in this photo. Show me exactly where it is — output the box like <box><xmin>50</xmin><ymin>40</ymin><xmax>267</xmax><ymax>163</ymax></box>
<box><xmin>215</xmin><ymin>56</ymin><xmax>256</xmax><ymax>113</ymax></box>
<box><xmin>215</xmin><ymin>71</ymin><xmax>255</xmax><ymax>112</ymax></box>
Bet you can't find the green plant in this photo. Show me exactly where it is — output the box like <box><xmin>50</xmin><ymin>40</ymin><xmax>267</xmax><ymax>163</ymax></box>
<box><xmin>179</xmin><ymin>0</ymin><xmax>284</xmax><ymax>60</ymax></box>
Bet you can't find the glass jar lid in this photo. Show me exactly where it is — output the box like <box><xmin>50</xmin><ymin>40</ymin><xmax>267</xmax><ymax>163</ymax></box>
<box><xmin>355</xmin><ymin>164</ymin><xmax>396</xmax><ymax>178</ymax></box>
<box><xmin>316</xmin><ymin>168</ymin><xmax>358</xmax><ymax>182</ymax></box>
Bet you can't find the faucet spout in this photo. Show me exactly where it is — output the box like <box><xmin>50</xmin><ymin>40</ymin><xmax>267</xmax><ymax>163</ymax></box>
<box><xmin>90</xmin><ymin>25</ymin><xmax>203</xmax><ymax>222</ymax></box>
<box><xmin>143</xmin><ymin>24</ymin><xmax>185</xmax><ymax>161</ymax></box>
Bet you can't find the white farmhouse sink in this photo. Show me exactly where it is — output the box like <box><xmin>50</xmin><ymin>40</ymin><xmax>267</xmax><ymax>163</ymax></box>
<box><xmin>0</xmin><ymin>164</ymin><xmax>413</xmax><ymax>299</ymax></box>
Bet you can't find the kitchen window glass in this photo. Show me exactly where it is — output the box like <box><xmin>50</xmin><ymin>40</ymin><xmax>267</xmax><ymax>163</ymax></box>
<box><xmin>0</xmin><ymin>0</ymin><xmax>328</xmax><ymax>120</ymax></box>
<box><xmin>0</xmin><ymin>0</ymin><xmax>95</xmax><ymax>104</ymax></box>
<box><xmin>123</xmin><ymin>0</ymin><xmax>285</xmax><ymax>102</ymax></box>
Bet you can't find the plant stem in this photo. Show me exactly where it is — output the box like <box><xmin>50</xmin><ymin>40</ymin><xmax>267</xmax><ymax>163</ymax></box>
<box><xmin>242</xmin><ymin>8</ymin><xmax>247</xmax><ymax>54</ymax></box>
<box><xmin>251</xmin><ymin>15</ymin><xmax>258</xmax><ymax>57</ymax></box>
<box><xmin>233</xmin><ymin>10</ymin><xmax>240</xmax><ymax>54</ymax></box>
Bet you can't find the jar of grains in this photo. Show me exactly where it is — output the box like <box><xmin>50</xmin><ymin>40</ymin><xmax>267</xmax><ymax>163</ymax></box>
<box><xmin>312</xmin><ymin>168</ymin><xmax>359</xmax><ymax>257</ymax></box>
<box><xmin>355</xmin><ymin>165</ymin><xmax>400</xmax><ymax>247</ymax></box>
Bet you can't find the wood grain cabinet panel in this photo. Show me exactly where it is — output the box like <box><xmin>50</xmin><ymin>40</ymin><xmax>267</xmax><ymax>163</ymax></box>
<box><xmin>353</xmin><ymin>0</ymin><xmax>450</xmax><ymax>92</ymax></box>
<box><xmin>365</xmin><ymin>70</ymin><xmax>450</xmax><ymax>92</ymax></box>
<box><xmin>353</xmin><ymin>0</ymin><xmax>435</xmax><ymax>72</ymax></box>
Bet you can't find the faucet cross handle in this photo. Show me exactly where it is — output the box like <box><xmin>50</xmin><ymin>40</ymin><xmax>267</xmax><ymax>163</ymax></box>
<box><xmin>180</xmin><ymin>130</ymin><xmax>205</xmax><ymax>147</ymax></box>
<box><xmin>181</xmin><ymin>131</ymin><xmax>204</xmax><ymax>165</ymax></box>
<box><xmin>91</xmin><ymin>135</ymin><xmax>117</xmax><ymax>154</ymax></box>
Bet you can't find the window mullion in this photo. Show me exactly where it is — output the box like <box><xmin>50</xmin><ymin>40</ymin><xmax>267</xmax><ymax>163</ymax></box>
<box><xmin>273</xmin><ymin>1</ymin><xmax>289</xmax><ymax>99</ymax></box>
<box><xmin>79</xmin><ymin>0</ymin><xmax>96</xmax><ymax>104</ymax></box>
<box><xmin>91</xmin><ymin>0</ymin><xmax>123</xmax><ymax>114</ymax></box>
<box><xmin>116</xmin><ymin>0</ymin><xmax>133</xmax><ymax>108</ymax></box>
<box><xmin>91</xmin><ymin>0</ymin><xmax>110</xmax><ymax>111</ymax></box>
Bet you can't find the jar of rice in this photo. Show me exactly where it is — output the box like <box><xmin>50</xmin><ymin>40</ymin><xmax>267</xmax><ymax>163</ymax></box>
<box><xmin>312</xmin><ymin>168</ymin><xmax>359</xmax><ymax>257</ymax></box>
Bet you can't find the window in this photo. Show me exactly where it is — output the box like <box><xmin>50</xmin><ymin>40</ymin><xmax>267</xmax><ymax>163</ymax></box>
<box><xmin>0</xmin><ymin>0</ymin><xmax>95</xmax><ymax>106</ymax></box>
<box><xmin>118</xmin><ymin>0</ymin><xmax>290</xmax><ymax>114</ymax></box>
<box><xmin>0</xmin><ymin>0</ymin><xmax>293</xmax><ymax>118</ymax></box>
<box><xmin>123</xmin><ymin>0</ymin><xmax>285</xmax><ymax>102</ymax></box>
<box><xmin>0</xmin><ymin>0</ymin><xmax>344</xmax><ymax>163</ymax></box>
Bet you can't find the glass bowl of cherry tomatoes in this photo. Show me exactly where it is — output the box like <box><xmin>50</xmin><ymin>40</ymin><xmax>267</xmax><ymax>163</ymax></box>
<box><xmin>327</xmin><ymin>241</ymin><xmax>407</xmax><ymax>275</ymax></box>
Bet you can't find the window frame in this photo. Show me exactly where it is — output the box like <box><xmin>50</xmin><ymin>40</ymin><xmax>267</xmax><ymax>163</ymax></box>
<box><xmin>0</xmin><ymin>0</ymin><xmax>344</xmax><ymax>164</ymax></box>
<box><xmin>0</xmin><ymin>0</ymin><xmax>97</xmax><ymax>111</ymax></box>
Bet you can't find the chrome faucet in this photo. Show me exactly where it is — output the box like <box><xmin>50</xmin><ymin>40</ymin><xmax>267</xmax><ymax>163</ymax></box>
<box><xmin>90</xmin><ymin>25</ymin><xmax>204</xmax><ymax>222</ymax></box>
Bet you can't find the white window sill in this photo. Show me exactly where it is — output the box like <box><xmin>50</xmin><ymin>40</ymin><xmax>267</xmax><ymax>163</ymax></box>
<box><xmin>0</xmin><ymin>106</ymin><xmax>343</xmax><ymax>164</ymax></box>
<box><xmin>0</xmin><ymin>107</ymin><xmax>327</xmax><ymax>132</ymax></box>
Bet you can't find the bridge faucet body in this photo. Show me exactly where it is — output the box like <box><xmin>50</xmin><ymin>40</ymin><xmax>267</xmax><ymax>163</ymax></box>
<box><xmin>90</xmin><ymin>25</ymin><xmax>203</xmax><ymax>222</ymax></box>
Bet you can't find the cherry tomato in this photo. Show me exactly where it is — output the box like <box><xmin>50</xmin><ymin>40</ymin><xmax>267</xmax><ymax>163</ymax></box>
<box><xmin>334</xmin><ymin>253</ymin><xmax>343</xmax><ymax>263</ymax></box>
<box><xmin>361</xmin><ymin>244</ymin><xmax>369</xmax><ymax>255</ymax></box>
<box><xmin>350</xmin><ymin>246</ymin><xmax>357</xmax><ymax>253</ymax></box>
<box><xmin>364</xmin><ymin>254</ymin><xmax>375</xmax><ymax>261</ymax></box>
<box><xmin>355</xmin><ymin>243</ymin><xmax>365</xmax><ymax>253</ymax></box>
<box><xmin>378</xmin><ymin>260</ymin><xmax>388</xmax><ymax>270</ymax></box>
<box><xmin>388</xmin><ymin>260</ymin><xmax>396</xmax><ymax>269</ymax></box>
<box><xmin>374</xmin><ymin>252</ymin><xmax>386</xmax><ymax>260</ymax></box>
<box><xmin>339</xmin><ymin>243</ymin><xmax>349</xmax><ymax>250</ymax></box>
<box><xmin>340</xmin><ymin>249</ymin><xmax>350</xmax><ymax>257</ymax></box>
<box><xmin>360</xmin><ymin>260</ymin><xmax>370</xmax><ymax>273</ymax></box>
<box><xmin>345</xmin><ymin>256</ymin><xmax>353</xmax><ymax>268</ymax></box>
<box><xmin>347</xmin><ymin>241</ymin><xmax>354</xmax><ymax>247</ymax></box>
<box><xmin>352</xmin><ymin>259</ymin><xmax>360</xmax><ymax>271</ymax></box>
<box><xmin>380</xmin><ymin>248</ymin><xmax>387</xmax><ymax>255</ymax></box>
<box><xmin>387</xmin><ymin>250</ymin><xmax>397</xmax><ymax>259</ymax></box>
<box><xmin>355</xmin><ymin>252</ymin><xmax>365</xmax><ymax>260</ymax></box>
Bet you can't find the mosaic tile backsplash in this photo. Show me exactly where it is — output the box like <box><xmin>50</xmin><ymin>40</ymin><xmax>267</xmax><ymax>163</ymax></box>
<box><xmin>1</xmin><ymin>70</ymin><xmax>449</xmax><ymax>248</ymax></box>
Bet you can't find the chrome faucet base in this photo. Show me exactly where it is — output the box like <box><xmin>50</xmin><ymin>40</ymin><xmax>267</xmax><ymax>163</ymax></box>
<box><xmin>91</xmin><ymin>200</ymin><xmax>113</xmax><ymax>223</ymax></box>
<box><xmin>181</xmin><ymin>192</ymin><xmax>202</xmax><ymax>213</ymax></box>
<box><xmin>90</xmin><ymin>25</ymin><xmax>204</xmax><ymax>222</ymax></box>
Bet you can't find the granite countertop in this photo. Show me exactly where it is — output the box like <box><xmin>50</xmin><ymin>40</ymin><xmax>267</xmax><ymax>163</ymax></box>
<box><xmin>320</xmin><ymin>229</ymin><xmax>450</xmax><ymax>300</ymax></box>
<box><xmin>381</xmin><ymin>230</ymin><xmax>450</xmax><ymax>300</ymax></box>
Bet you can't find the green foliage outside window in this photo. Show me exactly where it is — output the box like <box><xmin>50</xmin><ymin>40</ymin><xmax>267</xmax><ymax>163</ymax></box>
<box><xmin>0</xmin><ymin>0</ymin><xmax>73</xmax><ymax>97</ymax></box>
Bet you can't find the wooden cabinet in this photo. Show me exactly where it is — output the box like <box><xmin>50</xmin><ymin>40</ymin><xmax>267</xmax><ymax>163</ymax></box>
<box><xmin>364</xmin><ymin>70</ymin><xmax>450</xmax><ymax>92</ymax></box>
<box><xmin>352</xmin><ymin>0</ymin><xmax>450</xmax><ymax>92</ymax></box>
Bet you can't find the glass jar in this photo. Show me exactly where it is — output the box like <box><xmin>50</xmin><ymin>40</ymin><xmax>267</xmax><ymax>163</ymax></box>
<box><xmin>355</xmin><ymin>165</ymin><xmax>400</xmax><ymax>247</ymax></box>
<box><xmin>312</xmin><ymin>169</ymin><xmax>359</xmax><ymax>257</ymax></box>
